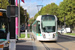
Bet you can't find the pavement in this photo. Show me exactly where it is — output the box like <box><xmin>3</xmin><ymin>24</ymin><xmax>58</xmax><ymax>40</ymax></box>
<box><xmin>16</xmin><ymin>32</ymin><xmax>45</xmax><ymax>50</ymax></box>
<box><xmin>16</xmin><ymin>38</ymin><xmax>36</xmax><ymax>50</ymax></box>
<box><xmin>17</xmin><ymin>38</ymin><xmax>46</xmax><ymax>50</ymax></box>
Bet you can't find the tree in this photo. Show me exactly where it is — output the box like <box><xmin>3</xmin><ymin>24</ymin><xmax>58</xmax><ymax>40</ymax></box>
<box><xmin>0</xmin><ymin>0</ymin><xmax>9</xmax><ymax>9</ymax></box>
<box><xmin>25</xmin><ymin>13</ymin><xmax>29</xmax><ymax>23</ymax></box>
<box><xmin>20</xmin><ymin>6</ymin><xmax>29</xmax><ymax>25</ymax></box>
<box><xmin>34</xmin><ymin>3</ymin><xmax>59</xmax><ymax>21</ymax></box>
<box><xmin>34</xmin><ymin>3</ymin><xmax>61</xmax><ymax>27</ymax></box>
<box><xmin>28</xmin><ymin>18</ymin><xmax>34</xmax><ymax>25</ymax></box>
<box><xmin>34</xmin><ymin>0</ymin><xmax>75</xmax><ymax>29</ymax></box>
<box><xmin>20</xmin><ymin>6</ymin><xmax>25</xmax><ymax>24</ymax></box>
<box><xmin>58</xmin><ymin>0</ymin><xmax>75</xmax><ymax>28</ymax></box>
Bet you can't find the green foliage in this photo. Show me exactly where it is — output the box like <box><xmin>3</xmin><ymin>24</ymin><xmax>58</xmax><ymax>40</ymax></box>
<box><xmin>58</xmin><ymin>0</ymin><xmax>75</xmax><ymax>26</ymax></box>
<box><xmin>34</xmin><ymin>0</ymin><xmax>75</xmax><ymax>28</ymax></box>
<box><xmin>65</xmin><ymin>33</ymin><xmax>75</xmax><ymax>36</ymax></box>
<box><xmin>28</xmin><ymin>18</ymin><xmax>34</xmax><ymax>25</ymax></box>
<box><xmin>0</xmin><ymin>0</ymin><xmax>9</xmax><ymax>9</ymax></box>
<box><xmin>34</xmin><ymin>3</ymin><xmax>58</xmax><ymax>20</ymax></box>
<box><xmin>19</xmin><ymin>34</ymin><xmax>30</xmax><ymax>38</ymax></box>
<box><xmin>20</xmin><ymin>6</ymin><xmax>29</xmax><ymax>24</ymax></box>
<box><xmin>20</xmin><ymin>6</ymin><xmax>25</xmax><ymax>24</ymax></box>
<box><xmin>25</xmin><ymin>13</ymin><xmax>29</xmax><ymax>23</ymax></box>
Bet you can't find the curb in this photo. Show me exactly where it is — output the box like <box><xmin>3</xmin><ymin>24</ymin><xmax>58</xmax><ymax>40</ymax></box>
<box><xmin>18</xmin><ymin>38</ymin><xmax>31</xmax><ymax>40</ymax></box>
<box><xmin>62</xmin><ymin>34</ymin><xmax>75</xmax><ymax>37</ymax></box>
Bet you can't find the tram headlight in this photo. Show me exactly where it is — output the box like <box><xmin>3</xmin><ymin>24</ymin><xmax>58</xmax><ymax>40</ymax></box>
<box><xmin>43</xmin><ymin>34</ymin><xmax>46</xmax><ymax>38</ymax></box>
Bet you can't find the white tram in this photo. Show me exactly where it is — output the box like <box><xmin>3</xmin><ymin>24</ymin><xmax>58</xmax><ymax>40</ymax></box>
<box><xmin>32</xmin><ymin>15</ymin><xmax>58</xmax><ymax>41</ymax></box>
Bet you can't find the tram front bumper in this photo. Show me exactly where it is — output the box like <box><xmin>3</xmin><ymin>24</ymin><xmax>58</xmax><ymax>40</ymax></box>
<box><xmin>37</xmin><ymin>36</ymin><xmax>58</xmax><ymax>41</ymax></box>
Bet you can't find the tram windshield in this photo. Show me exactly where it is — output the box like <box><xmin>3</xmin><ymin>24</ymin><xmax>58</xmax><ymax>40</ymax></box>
<box><xmin>42</xmin><ymin>15</ymin><xmax>55</xmax><ymax>21</ymax></box>
<box><xmin>42</xmin><ymin>26</ymin><xmax>55</xmax><ymax>33</ymax></box>
<box><xmin>41</xmin><ymin>15</ymin><xmax>56</xmax><ymax>33</ymax></box>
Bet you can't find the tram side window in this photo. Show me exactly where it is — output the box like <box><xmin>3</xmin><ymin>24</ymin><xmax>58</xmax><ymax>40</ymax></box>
<box><xmin>0</xmin><ymin>19</ymin><xmax>6</xmax><ymax>30</ymax></box>
<box><xmin>38</xmin><ymin>24</ymin><xmax>41</xmax><ymax>33</ymax></box>
<box><xmin>37</xmin><ymin>22</ymin><xmax>41</xmax><ymax>33</ymax></box>
<box><xmin>33</xmin><ymin>22</ymin><xmax>37</xmax><ymax>32</ymax></box>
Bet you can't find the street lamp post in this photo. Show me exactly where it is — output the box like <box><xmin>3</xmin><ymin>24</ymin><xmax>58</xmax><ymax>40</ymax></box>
<box><xmin>37</xmin><ymin>5</ymin><xmax>43</xmax><ymax>15</ymax></box>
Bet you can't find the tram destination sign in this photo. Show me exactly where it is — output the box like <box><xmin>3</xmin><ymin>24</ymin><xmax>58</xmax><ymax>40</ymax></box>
<box><xmin>0</xmin><ymin>12</ymin><xmax>3</xmax><ymax>16</ymax></box>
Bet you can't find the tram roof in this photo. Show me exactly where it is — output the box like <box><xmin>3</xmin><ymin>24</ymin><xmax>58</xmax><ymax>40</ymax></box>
<box><xmin>0</xmin><ymin>9</ymin><xmax>6</xmax><ymax>12</ymax></box>
<box><xmin>36</xmin><ymin>15</ymin><xmax>57</xmax><ymax>21</ymax></box>
<box><xmin>36</xmin><ymin>15</ymin><xmax>42</xmax><ymax>21</ymax></box>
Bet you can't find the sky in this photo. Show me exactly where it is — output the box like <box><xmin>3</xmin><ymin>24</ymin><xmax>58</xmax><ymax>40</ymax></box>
<box><xmin>20</xmin><ymin>0</ymin><xmax>63</xmax><ymax>18</ymax></box>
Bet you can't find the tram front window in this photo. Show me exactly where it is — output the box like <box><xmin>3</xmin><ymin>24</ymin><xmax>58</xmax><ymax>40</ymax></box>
<box><xmin>42</xmin><ymin>26</ymin><xmax>55</xmax><ymax>33</ymax></box>
<box><xmin>42</xmin><ymin>15</ymin><xmax>55</xmax><ymax>21</ymax></box>
<box><xmin>0</xmin><ymin>18</ymin><xmax>8</xmax><ymax>39</ymax></box>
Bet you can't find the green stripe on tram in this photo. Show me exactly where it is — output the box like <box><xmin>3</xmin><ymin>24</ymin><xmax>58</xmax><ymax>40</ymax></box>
<box><xmin>32</xmin><ymin>31</ymin><xmax>37</xmax><ymax>35</ymax></box>
<box><xmin>0</xmin><ymin>39</ymin><xmax>7</xmax><ymax>41</ymax></box>
<box><xmin>37</xmin><ymin>33</ymin><xmax>42</xmax><ymax>36</ymax></box>
<box><xmin>32</xmin><ymin>31</ymin><xmax>42</xmax><ymax>36</ymax></box>
<box><xmin>32</xmin><ymin>21</ymin><xmax>37</xmax><ymax>25</ymax></box>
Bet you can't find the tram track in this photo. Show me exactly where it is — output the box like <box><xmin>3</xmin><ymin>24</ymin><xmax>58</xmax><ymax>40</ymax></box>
<box><xmin>33</xmin><ymin>34</ymin><xmax>75</xmax><ymax>50</ymax></box>
<box><xmin>56</xmin><ymin>34</ymin><xmax>75</xmax><ymax>50</ymax></box>
<box><xmin>56</xmin><ymin>43</ymin><xmax>69</xmax><ymax>50</ymax></box>
<box><xmin>41</xmin><ymin>41</ymin><xmax>69</xmax><ymax>50</ymax></box>
<box><xmin>41</xmin><ymin>42</ymin><xmax>50</xmax><ymax>50</ymax></box>
<box><xmin>40</xmin><ymin>34</ymin><xmax>75</xmax><ymax>50</ymax></box>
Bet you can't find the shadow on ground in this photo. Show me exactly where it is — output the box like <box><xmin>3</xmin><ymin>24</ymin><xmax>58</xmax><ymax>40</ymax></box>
<box><xmin>16</xmin><ymin>45</ymin><xmax>33</xmax><ymax>50</ymax></box>
<box><xmin>17</xmin><ymin>40</ymin><xmax>26</xmax><ymax>43</ymax></box>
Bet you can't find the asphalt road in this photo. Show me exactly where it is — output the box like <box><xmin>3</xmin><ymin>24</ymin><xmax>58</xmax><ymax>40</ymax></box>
<box><xmin>34</xmin><ymin>34</ymin><xmax>75</xmax><ymax>50</ymax></box>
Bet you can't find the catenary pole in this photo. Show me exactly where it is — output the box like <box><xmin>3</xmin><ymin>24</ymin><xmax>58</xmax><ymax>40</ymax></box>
<box><xmin>16</xmin><ymin>0</ymin><xmax>18</xmax><ymax>39</ymax></box>
<box><xmin>18</xmin><ymin>0</ymin><xmax>20</xmax><ymax>37</ymax></box>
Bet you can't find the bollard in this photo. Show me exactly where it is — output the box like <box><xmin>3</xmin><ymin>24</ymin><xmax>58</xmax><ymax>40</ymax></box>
<box><xmin>9</xmin><ymin>39</ymin><xmax>16</xmax><ymax>50</ymax></box>
<box><xmin>25</xmin><ymin>30</ymin><xmax>27</xmax><ymax>38</ymax></box>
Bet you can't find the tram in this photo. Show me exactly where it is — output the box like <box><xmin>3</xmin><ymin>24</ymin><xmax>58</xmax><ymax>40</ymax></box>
<box><xmin>0</xmin><ymin>9</ymin><xmax>9</xmax><ymax>41</ymax></box>
<box><xmin>0</xmin><ymin>9</ymin><xmax>18</xmax><ymax>41</ymax></box>
<box><xmin>32</xmin><ymin>15</ymin><xmax>58</xmax><ymax>41</ymax></box>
